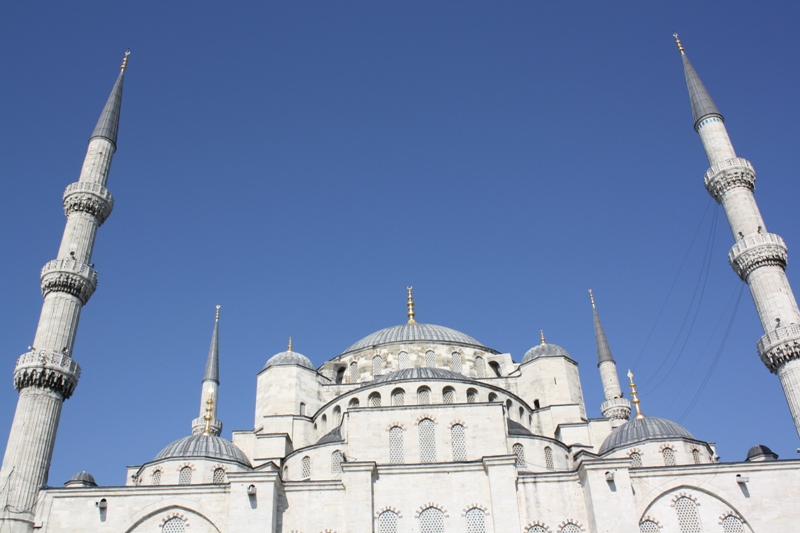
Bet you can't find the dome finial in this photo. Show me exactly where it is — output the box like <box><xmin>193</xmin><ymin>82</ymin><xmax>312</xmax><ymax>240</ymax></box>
<box><xmin>673</xmin><ymin>32</ymin><xmax>685</xmax><ymax>54</ymax></box>
<box><xmin>589</xmin><ymin>289</ymin><xmax>595</xmax><ymax>308</ymax></box>
<box><xmin>215</xmin><ymin>304</ymin><xmax>220</xmax><ymax>321</ymax></box>
<box><xmin>627</xmin><ymin>370</ymin><xmax>646</xmax><ymax>420</ymax></box>
<box><xmin>540</xmin><ymin>330</ymin><xmax>546</xmax><ymax>344</ymax></box>
<box><xmin>202</xmin><ymin>397</ymin><xmax>214</xmax><ymax>436</ymax></box>
<box><xmin>288</xmin><ymin>336</ymin><xmax>293</xmax><ymax>351</ymax></box>
<box><xmin>407</xmin><ymin>286</ymin><xmax>417</xmax><ymax>324</ymax></box>
<box><xmin>120</xmin><ymin>49</ymin><xmax>131</xmax><ymax>71</ymax></box>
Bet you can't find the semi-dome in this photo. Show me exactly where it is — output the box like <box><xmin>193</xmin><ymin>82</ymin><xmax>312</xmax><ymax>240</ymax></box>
<box><xmin>342</xmin><ymin>323</ymin><xmax>493</xmax><ymax>354</ymax></box>
<box><xmin>599</xmin><ymin>417</ymin><xmax>696</xmax><ymax>455</ymax></box>
<box><xmin>372</xmin><ymin>367</ymin><xmax>474</xmax><ymax>384</ymax></box>
<box><xmin>264</xmin><ymin>348</ymin><xmax>315</xmax><ymax>370</ymax></box>
<box><xmin>522</xmin><ymin>342</ymin><xmax>571</xmax><ymax>363</ymax></box>
<box><xmin>155</xmin><ymin>434</ymin><xmax>251</xmax><ymax>467</ymax></box>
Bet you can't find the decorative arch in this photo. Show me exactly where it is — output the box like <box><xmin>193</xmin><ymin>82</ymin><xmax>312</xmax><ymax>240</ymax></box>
<box><xmin>386</xmin><ymin>421</ymin><xmax>407</xmax><ymax>431</ymax></box>
<box><xmin>461</xmin><ymin>503</ymin><xmax>489</xmax><ymax>516</ymax></box>
<box><xmin>557</xmin><ymin>519</ymin><xmax>583</xmax><ymax>532</ymax></box>
<box><xmin>375</xmin><ymin>505</ymin><xmax>403</xmax><ymax>518</ymax></box>
<box><xmin>414</xmin><ymin>414</ymin><xmax>438</xmax><ymax>425</ymax></box>
<box><xmin>524</xmin><ymin>521</ymin><xmax>551</xmax><ymax>533</ymax></box>
<box><xmin>415</xmin><ymin>502</ymin><xmax>448</xmax><ymax>518</ymax></box>
<box><xmin>448</xmin><ymin>419</ymin><xmax>467</xmax><ymax>428</ymax></box>
<box><xmin>122</xmin><ymin>502</ymin><xmax>223</xmax><ymax>533</ymax></box>
<box><xmin>638</xmin><ymin>485</ymin><xmax>751</xmax><ymax>533</ymax></box>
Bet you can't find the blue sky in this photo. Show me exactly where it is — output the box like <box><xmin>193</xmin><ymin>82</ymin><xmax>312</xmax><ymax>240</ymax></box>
<box><xmin>1</xmin><ymin>2</ymin><xmax>799</xmax><ymax>486</ymax></box>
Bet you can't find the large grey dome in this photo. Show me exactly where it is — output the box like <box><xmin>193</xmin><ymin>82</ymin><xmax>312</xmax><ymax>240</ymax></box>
<box><xmin>343</xmin><ymin>323</ymin><xmax>493</xmax><ymax>354</ymax></box>
<box><xmin>522</xmin><ymin>342</ymin><xmax>571</xmax><ymax>363</ymax></box>
<box><xmin>599</xmin><ymin>417</ymin><xmax>696</xmax><ymax>455</ymax></box>
<box><xmin>155</xmin><ymin>435</ymin><xmax>251</xmax><ymax>467</ymax></box>
<box><xmin>264</xmin><ymin>349</ymin><xmax>315</xmax><ymax>370</ymax></box>
<box><xmin>372</xmin><ymin>367</ymin><xmax>473</xmax><ymax>384</ymax></box>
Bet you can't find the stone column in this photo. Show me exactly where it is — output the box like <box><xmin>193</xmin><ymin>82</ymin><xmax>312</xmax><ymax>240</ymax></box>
<box><xmin>341</xmin><ymin>461</ymin><xmax>376</xmax><ymax>533</ymax></box>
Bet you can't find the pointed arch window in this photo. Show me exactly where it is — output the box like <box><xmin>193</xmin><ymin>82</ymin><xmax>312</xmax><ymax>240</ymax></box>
<box><xmin>489</xmin><ymin>361</ymin><xmax>501</xmax><ymax>376</ymax></box>
<box><xmin>320</xmin><ymin>414</ymin><xmax>328</xmax><ymax>432</ymax></box>
<box><xmin>519</xmin><ymin>407</ymin><xmax>525</xmax><ymax>421</ymax></box>
<box><xmin>178</xmin><ymin>466</ymin><xmax>192</xmax><ymax>485</ymax></box>
<box><xmin>418</xmin><ymin>386</ymin><xmax>431</xmax><ymax>405</ymax></box>
<box><xmin>639</xmin><ymin>520</ymin><xmax>660</xmax><ymax>532</ymax></box>
<box><xmin>392</xmin><ymin>388</ymin><xmax>405</xmax><ymax>406</ymax></box>
<box><xmin>487</xmin><ymin>392</ymin><xmax>497</xmax><ymax>402</ymax></box>
<box><xmin>544</xmin><ymin>446</ymin><xmax>554</xmax><ymax>470</ymax></box>
<box><xmin>662</xmin><ymin>447</ymin><xmax>676</xmax><ymax>466</ymax></box>
<box><xmin>451</xmin><ymin>424</ymin><xmax>466</xmax><ymax>461</ymax></box>
<box><xmin>162</xmin><ymin>517</ymin><xmax>186</xmax><ymax>533</ymax></box>
<box><xmin>373</xmin><ymin>355</ymin><xmax>383</xmax><ymax>376</ymax></box>
<box><xmin>348</xmin><ymin>397</ymin><xmax>360</xmax><ymax>409</ymax></box>
<box><xmin>692</xmin><ymin>449</ymin><xmax>701</xmax><ymax>464</ymax></box>
<box><xmin>475</xmin><ymin>356</ymin><xmax>485</xmax><ymax>377</ymax></box>
<box><xmin>369</xmin><ymin>392</ymin><xmax>382</xmax><ymax>407</ymax></box>
<box><xmin>212</xmin><ymin>467</ymin><xmax>226</xmax><ymax>484</ymax></box>
<box><xmin>151</xmin><ymin>469</ymin><xmax>162</xmax><ymax>486</ymax></box>
<box><xmin>301</xmin><ymin>456</ymin><xmax>311</xmax><ymax>479</ymax></box>
<box><xmin>331</xmin><ymin>450</ymin><xmax>344</xmax><ymax>474</ymax></box>
<box><xmin>426</xmin><ymin>350</ymin><xmax>436</xmax><ymax>368</ymax></box>
<box><xmin>465</xmin><ymin>508</ymin><xmax>486</xmax><ymax>533</ymax></box>
<box><xmin>399</xmin><ymin>351</ymin><xmax>409</xmax><ymax>369</ymax></box>
<box><xmin>674</xmin><ymin>497</ymin><xmax>702</xmax><ymax>533</ymax></box>
<box><xmin>630</xmin><ymin>452</ymin><xmax>643</xmax><ymax>468</ymax></box>
<box><xmin>513</xmin><ymin>443</ymin><xmax>525</xmax><ymax>468</ymax></box>
<box><xmin>389</xmin><ymin>426</ymin><xmax>404</xmax><ymax>464</ymax></box>
<box><xmin>466</xmin><ymin>388</ymin><xmax>478</xmax><ymax>403</ymax></box>
<box><xmin>722</xmin><ymin>516</ymin><xmax>744</xmax><ymax>533</ymax></box>
<box><xmin>299</xmin><ymin>402</ymin><xmax>306</xmax><ymax>416</ymax></box>
<box><xmin>379</xmin><ymin>510</ymin><xmax>399</xmax><ymax>533</ymax></box>
<box><xmin>336</xmin><ymin>367</ymin><xmax>345</xmax><ymax>384</ymax></box>
<box><xmin>349</xmin><ymin>361</ymin><xmax>358</xmax><ymax>383</ymax></box>
<box><xmin>419</xmin><ymin>507</ymin><xmax>444</xmax><ymax>533</ymax></box>
<box><xmin>419</xmin><ymin>418</ymin><xmax>436</xmax><ymax>463</ymax></box>
<box><xmin>442</xmin><ymin>387</ymin><xmax>455</xmax><ymax>404</ymax></box>
<box><xmin>452</xmin><ymin>352</ymin><xmax>462</xmax><ymax>373</ymax></box>
<box><xmin>333</xmin><ymin>405</ymin><xmax>342</xmax><ymax>426</ymax></box>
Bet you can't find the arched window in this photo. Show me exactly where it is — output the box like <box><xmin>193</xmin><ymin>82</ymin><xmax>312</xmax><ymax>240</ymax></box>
<box><xmin>419</xmin><ymin>507</ymin><xmax>444</xmax><ymax>533</ymax></box>
<box><xmin>475</xmin><ymin>356</ymin><xmax>485</xmax><ymax>378</ymax></box>
<box><xmin>418</xmin><ymin>386</ymin><xmax>431</xmax><ymax>405</ymax></box>
<box><xmin>392</xmin><ymin>388</ymin><xmax>405</xmax><ymax>406</ymax></box>
<box><xmin>333</xmin><ymin>405</ymin><xmax>342</xmax><ymax>426</ymax></box>
<box><xmin>505</xmin><ymin>399</ymin><xmax>513</xmax><ymax>416</ymax></box>
<box><xmin>426</xmin><ymin>350</ymin><xmax>436</xmax><ymax>368</ymax></box>
<box><xmin>561</xmin><ymin>525</ymin><xmax>581</xmax><ymax>533</ymax></box>
<box><xmin>451</xmin><ymin>424</ymin><xmax>466</xmax><ymax>461</ymax></box>
<box><xmin>331</xmin><ymin>450</ymin><xmax>343</xmax><ymax>474</ymax></box>
<box><xmin>662</xmin><ymin>447</ymin><xmax>676</xmax><ymax>466</ymax></box>
<box><xmin>162</xmin><ymin>517</ymin><xmax>186</xmax><ymax>533</ymax></box>
<box><xmin>348</xmin><ymin>397</ymin><xmax>360</xmax><ymax>409</ymax></box>
<box><xmin>442</xmin><ymin>387</ymin><xmax>455</xmax><ymax>404</ymax></box>
<box><xmin>513</xmin><ymin>443</ymin><xmax>525</xmax><ymax>468</ymax></box>
<box><xmin>630</xmin><ymin>452</ymin><xmax>643</xmax><ymax>468</ymax></box>
<box><xmin>369</xmin><ymin>392</ymin><xmax>382</xmax><ymax>407</ymax></box>
<box><xmin>321</xmin><ymin>414</ymin><xmax>328</xmax><ymax>432</ymax></box>
<box><xmin>722</xmin><ymin>515</ymin><xmax>744</xmax><ymax>533</ymax></box>
<box><xmin>336</xmin><ymin>367</ymin><xmax>345</xmax><ymax>384</ymax></box>
<box><xmin>299</xmin><ymin>402</ymin><xmax>306</xmax><ymax>416</ymax></box>
<box><xmin>533</xmin><ymin>399</ymin><xmax>540</xmax><ymax>409</ymax></box>
<box><xmin>399</xmin><ymin>351</ymin><xmax>409</xmax><ymax>370</ymax></box>
<box><xmin>528</xmin><ymin>527</ymin><xmax>548</xmax><ymax>533</ymax></box>
<box><xmin>519</xmin><ymin>407</ymin><xmax>525</xmax><ymax>421</ymax></box>
<box><xmin>379</xmin><ymin>510</ymin><xmax>399</xmax><ymax>533</ymax></box>
<box><xmin>151</xmin><ymin>469</ymin><xmax>161</xmax><ymax>486</ymax></box>
<box><xmin>212</xmin><ymin>467</ymin><xmax>226</xmax><ymax>484</ymax></box>
<box><xmin>301</xmin><ymin>456</ymin><xmax>311</xmax><ymax>479</ymax></box>
<box><xmin>466</xmin><ymin>388</ymin><xmax>478</xmax><ymax>403</ymax></box>
<box><xmin>544</xmin><ymin>446</ymin><xmax>554</xmax><ymax>470</ymax></box>
<box><xmin>674</xmin><ymin>497</ymin><xmax>701</xmax><ymax>533</ymax></box>
<box><xmin>452</xmin><ymin>352</ymin><xmax>462</xmax><ymax>373</ymax></box>
<box><xmin>639</xmin><ymin>520</ymin><xmax>660</xmax><ymax>532</ymax></box>
<box><xmin>465</xmin><ymin>508</ymin><xmax>486</xmax><ymax>533</ymax></box>
<box><xmin>389</xmin><ymin>426</ymin><xmax>404</xmax><ymax>464</ymax></box>
<box><xmin>692</xmin><ymin>449</ymin><xmax>701</xmax><ymax>464</ymax></box>
<box><xmin>487</xmin><ymin>392</ymin><xmax>497</xmax><ymax>402</ymax></box>
<box><xmin>349</xmin><ymin>361</ymin><xmax>358</xmax><ymax>383</ymax></box>
<box><xmin>373</xmin><ymin>355</ymin><xmax>383</xmax><ymax>376</ymax></box>
<box><xmin>489</xmin><ymin>361</ymin><xmax>501</xmax><ymax>376</ymax></box>
<box><xmin>419</xmin><ymin>418</ymin><xmax>436</xmax><ymax>463</ymax></box>
<box><xmin>178</xmin><ymin>466</ymin><xmax>192</xmax><ymax>485</ymax></box>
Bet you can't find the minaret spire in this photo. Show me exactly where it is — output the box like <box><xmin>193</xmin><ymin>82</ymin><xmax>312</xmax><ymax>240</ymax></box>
<box><xmin>0</xmin><ymin>53</ymin><xmax>129</xmax><ymax>533</ymax></box>
<box><xmin>676</xmin><ymin>37</ymin><xmax>800</xmax><ymax>437</ymax></box>
<box><xmin>589</xmin><ymin>290</ymin><xmax>631</xmax><ymax>423</ymax></box>
<box><xmin>192</xmin><ymin>306</ymin><xmax>223</xmax><ymax>436</ymax></box>
<box><xmin>627</xmin><ymin>370</ymin><xmax>645</xmax><ymax>420</ymax></box>
<box><xmin>407</xmin><ymin>286</ymin><xmax>417</xmax><ymax>324</ymax></box>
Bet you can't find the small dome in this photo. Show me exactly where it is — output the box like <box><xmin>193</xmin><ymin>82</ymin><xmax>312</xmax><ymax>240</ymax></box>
<box><xmin>746</xmin><ymin>444</ymin><xmax>778</xmax><ymax>461</ymax></box>
<box><xmin>64</xmin><ymin>471</ymin><xmax>97</xmax><ymax>487</ymax></box>
<box><xmin>372</xmin><ymin>367</ymin><xmax>474</xmax><ymax>384</ymax></box>
<box><xmin>522</xmin><ymin>342</ymin><xmax>571</xmax><ymax>363</ymax></box>
<box><xmin>342</xmin><ymin>323</ymin><xmax>494</xmax><ymax>354</ymax></box>
<box><xmin>155</xmin><ymin>434</ymin><xmax>250</xmax><ymax>467</ymax></box>
<box><xmin>264</xmin><ymin>349</ymin><xmax>315</xmax><ymax>370</ymax></box>
<box><xmin>599</xmin><ymin>417</ymin><xmax>695</xmax><ymax>455</ymax></box>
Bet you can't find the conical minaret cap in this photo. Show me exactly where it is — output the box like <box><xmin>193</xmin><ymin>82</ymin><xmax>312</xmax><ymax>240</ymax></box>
<box><xmin>203</xmin><ymin>305</ymin><xmax>220</xmax><ymax>383</ymax></box>
<box><xmin>90</xmin><ymin>51</ymin><xmax>129</xmax><ymax>148</ymax></box>
<box><xmin>590</xmin><ymin>290</ymin><xmax>615</xmax><ymax>366</ymax></box>
<box><xmin>674</xmin><ymin>35</ymin><xmax>722</xmax><ymax>131</ymax></box>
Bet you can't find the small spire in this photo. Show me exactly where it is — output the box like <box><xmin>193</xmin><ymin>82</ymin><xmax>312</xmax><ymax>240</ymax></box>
<box><xmin>202</xmin><ymin>397</ymin><xmax>214</xmax><ymax>436</ymax></box>
<box><xmin>672</xmin><ymin>32</ymin><xmax>685</xmax><ymax>54</ymax></box>
<box><xmin>407</xmin><ymin>286</ymin><xmax>417</xmax><ymax>324</ymax></box>
<box><xmin>627</xmin><ymin>370</ymin><xmax>645</xmax><ymax>420</ymax></box>
<box><xmin>675</xmin><ymin>35</ymin><xmax>723</xmax><ymax>131</ymax></box>
<box><xmin>120</xmin><ymin>49</ymin><xmax>131</xmax><ymax>71</ymax></box>
<box><xmin>90</xmin><ymin>52</ymin><xmax>128</xmax><ymax>148</ymax></box>
<box><xmin>540</xmin><ymin>330</ymin><xmax>546</xmax><ymax>344</ymax></box>
<box><xmin>203</xmin><ymin>305</ymin><xmax>220</xmax><ymax>384</ymax></box>
<box><xmin>591</xmin><ymin>291</ymin><xmax>615</xmax><ymax>365</ymax></box>
<box><xmin>288</xmin><ymin>337</ymin><xmax>293</xmax><ymax>351</ymax></box>
<box><xmin>589</xmin><ymin>289</ymin><xmax>596</xmax><ymax>308</ymax></box>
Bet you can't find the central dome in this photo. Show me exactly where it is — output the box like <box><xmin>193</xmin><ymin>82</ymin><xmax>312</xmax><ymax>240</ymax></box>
<box><xmin>342</xmin><ymin>322</ymin><xmax>493</xmax><ymax>354</ymax></box>
<box><xmin>155</xmin><ymin>434</ymin><xmax>251</xmax><ymax>467</ymax></box>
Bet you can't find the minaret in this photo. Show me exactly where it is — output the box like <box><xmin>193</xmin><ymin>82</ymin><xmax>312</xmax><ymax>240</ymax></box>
<box><xmin>191</xmin><ymin>306</ymin><xmax>223</xmax><ymax>436</ymax></box>
<box><xmin>0</xmin><ymin>53</ymin><xmax>129</xmax><ymax>533</ymax></box>
<box><xmin>590</xmin><ymin>290</ymin><xmax>631</xmax><ymax>424</ymax></box>
<box><xmin>675</xmin><ymin>35</ymin><xmax>800</xmax><ymax>436</ymax></box>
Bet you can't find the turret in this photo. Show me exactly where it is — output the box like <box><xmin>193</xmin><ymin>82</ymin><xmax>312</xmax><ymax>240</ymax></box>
<box><xmin>589</xmin><ymin>290</ymin><xmax>631</xmax><ymax>424</ymax></box>
<box><xmin>675</xmin><ymin>35</ymin><xmax>800</xmax><ymax>437</ymax></box>
<box><xmin>192</xmin><ymin>306</ymin><xmax>223</xmax><ymax>436</ymax></box>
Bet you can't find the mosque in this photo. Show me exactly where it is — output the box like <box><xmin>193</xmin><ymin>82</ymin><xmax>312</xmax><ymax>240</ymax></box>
<box><xmin>1</xmin><ymin>37</ymin><xmax>799</xmax><ymax>533</ymax></box>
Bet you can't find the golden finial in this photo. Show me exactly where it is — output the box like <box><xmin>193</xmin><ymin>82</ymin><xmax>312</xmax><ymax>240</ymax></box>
<box><xmin>673</xmin><ymin>33</ymin><xmax>685</xmax><ymax>54</ymax></box>
<box><xmin>202</xmin><ymin>396</ymin><xmax>215</xmax><ymax>436</ymax></box>
<box><xmin>215</xmin><ymin>304</ymin><xmax>221</xmax><ymax>320</ymax></box>
<box><xmin>540</xmin><ymin>330</ymin><xmax>546</xmax><ymax>344</ymax></box>
<box><xmin>120</xmin><ymin>49</ymin><xmax>131</xmax><ymax>72</ymax></box>
<box><xmin>407</xmin><ymin>286</ymin><xmax>416</xmax><ymax>324</ymax></box>
<box><xmin>589</xmin><ymin>289</ymin><xmax>595</xmax><ymax>308</ymax></box>
<box><xmin>627</xmin><ymin>370</ymin><xmax>645</xmax><ymax>420</ymax></box>
<box><xmin>288</xmin><ymin>337</ymin><xmax>293</xmax><ymax>351</ymax></box>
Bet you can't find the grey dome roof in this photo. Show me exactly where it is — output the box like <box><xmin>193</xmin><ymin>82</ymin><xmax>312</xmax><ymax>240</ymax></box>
<box><xmin>599</xmin><ymin>417</ymin><xmax>696</xmax><ymax>455</ymax></box>
<box><xmin>64</xmin><ymin>471</ymin><xmax>97</xmax><ymax>487</ymax></box>
<box><xmin>155</xmin><ymin>434</ymin><xmax>251</xmax><ymax>467</ymax></box>
<box><xmin>522</xmin><ymin>342</ymin><xmax>571</xmax><ymax>363</ymax></box>
<box><xmin>746</xmin><ymin>444</ymin><xmax>778</xmax><ymax>461</ymax></box>
<box><xmin>372</xmin><ymin>367</ymin><xmax>473</xmax><ymax>384</ymax></box>
<box><xmin>343</xmin><ymin>323</ymin><xmax>493</xmax><ymax>354</ymax></box>
<box><xmin>264</xmin><ymin>349</ymin><xmax>314</xmax><ymax>370</ymax></box>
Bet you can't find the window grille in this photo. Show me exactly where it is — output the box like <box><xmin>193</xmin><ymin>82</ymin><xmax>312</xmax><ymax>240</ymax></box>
<box><xmin>399</xmin><ymin>351</ymin><xmax>409</xmax><ymax>369</ymax></box>
<box><xmin>476</xmin><ymin>356</ymin><xmax>485</xmax><ymax>378</ymax></box>
<box><xmin>561</xmin><ymin>525</ymin><xmax>581</xmax><ymax>533</ymax></box>
<box><xmin>630</xmin><ymin>452</ymin><xmax>643</xmax><ymax>468</ymax></box>
<box><xmin>370</xmin><ymin>392</ymin><xmax>382</xmax><ymax>407</ymax></box>
<box><xmin>321</xmin><ymin>414</ymin><xmax>327</xmax><ymax>432</ymax></box>
<box><xmin>418</xmin><ymin>387</ymin><xmax>431</xmax><ymax>405</ymax></box>
<box><xmin>465</xmin><ymin>508</ymin><xmax>486</xmax><ymax>533</ymax></box>
<box><xmin>331</xmin><ymin>450</ymin><xmax>343</xmax><ymax>474</ymax></box>
<box><xmin>299</xmin><ymin>402</ymin><xmax>306</xmax><ymax>416</ymax></box>
<box><xmin>487</xmin><ymin>392</ymin><xmax>497</xmax><ymax>402</ymax></box>
<box><xmin>389</xmin><ymin>426</ymin><xmax>404</xmax><ymax>464</ymax></box>
<box><xmin>443</xmin><ymin>387</ymin><xmax>455</xmax><ymax>404</ymax></box>
<box><xmin>451</xmin><ymin>424</ymin><xmax>466</xmax><ymax>461</ymax></box>
<box><xmin>467</xmin><ymin>388</ymin><xmax>478</xmax><ymax>403</ymax></box>
<box><xmin>426</xmin><ymin>350</ymin><xmax>436</xmax><ymax>368</ymax></box>
<box><xmin>639</xmin><ymin>520</ymin><xmax>660</xmax><ymax>533</ymax></box>
<box><xmin>528</xmin><ymin>527</ymin><xmax>548</xmax><ymax>533</ymax></box>
<box><xmin>333</xmin><ymin>406</ymin><xmax>342</xmax><ymax>426</ymax></box>
<box><xmin>212</xmin><ymin>467</ymin><xmax>226</xmax><ymax>484</ymax></box>
<box><xmin>162</xmin><ymin>517</ymin><xmax>186</xmax><ymax>533</ymax></box>
<box><xmin>452</xmin><ymin>352</ymin><xmax>462</xmax><ymax>373</ymax></box>
<box><xmin>662</xmin><ymin>448</ymin><xmax>676</xmax><ymax>466</ymax></box>
<box><xmin>419</xmin><ymin>507</ymin><xmax>444</xmax><ymax>533</ymax></box>
<box><xmin>379</xmin><ymin>510</ymin><xmax>399</xmax><ymax>533</ymax></box>
<box><xmin>349</xmin><ymin>361</ymin><xmax>358</xmax><ymax>383</ymax></box>
<box><xmin>373</xmin><ymin>355</ymin><xmax>382</xmax><ymax>376</ymax></box>
<box><xmin>513</xmin><ymin>443</ymin><xmax>525</xmax><ymax>468</ymax></box>
<box><xmin>721</xmin><ymin>516</ymin><xmax>744</xmax><ymax>533</ymax></box>
<box><xmin>392</xmin><ymin>388</ymin><xmax>405</xmax><ymax>406</ymax></box>
<box><xmin>301</xmin><ymin>456</ymin><xmax>311</xmax><ymax>479</ymax></box>
<box><xmin>349</xmin><ymin>397</ymin><xmax>360</xmax><ymax>408</ymax></box>
<box><xmin>151</xmin><ymin>470</ymin><xmax>161</xmax><ymax>486</ymax></box>
<box><xmin>674</xmin><ymin>497</ymin><xmax>702</xmax><ymax>533</ymax></box>
<box><xmin>544</xmin><ymin>446</ymin><xmax>554</xmax><ymax>470</ymax></box>
<box><xmin>419</xmin><ymin>418</ymin><xmax>436</xmax><ymax>463</ymax></box>
<box><xmin>178</xmin><ymin>466</ymin><xmax>192</xmax><ymax>485</ymax></box>
<box><xmin>692</xmin><ymin>449</ymin><xmax>701</xmax><ymax>464</ymax></box>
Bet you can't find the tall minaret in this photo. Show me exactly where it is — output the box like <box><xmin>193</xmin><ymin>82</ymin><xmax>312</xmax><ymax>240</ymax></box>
<box><xmin>590</xmin><ymin>290</ymin><xmax>631</xmax><ymax>425</ymax></box>
<box><xmin>191</xmin><ymin>306</ymin><xmax>223</xmax><ymax>436</ymax></box>
<box><xmin>675</xmin><ymin>35</ymin><xmax>800</xmax><ymax>436</ymax></box>
<box><xmin>0</xmin><ymin>53</ymin><xmax>129</xmax><ymax>533</ymax></box>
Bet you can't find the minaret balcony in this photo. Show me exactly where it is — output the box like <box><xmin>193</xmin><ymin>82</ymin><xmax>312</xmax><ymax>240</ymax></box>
<box><xmin>728</xmin><ymin>232</ymin><xmax>787</xmax><ymax>280</ymax></box>
<box><xmin>14</xmin><ymin>350</ymin><xmax>81</xmax><ymax>398</ymax></box>
<box><xmin>40</xmin><ymin>259</ymin><xmax>98</xmax><ymax>304</ymax></box>
<box><xmin>757</xmin><ymin>324</ymin><xmax>800</xmax><ymax>373</ymax></box>
<box><xmin>600</xmin><ymin>397</ymin><xmax>631</xmax><ymax>421</ymax></box>
<box><xmin>63</xmin><ymin>181</ymin><xmax>114</xmax><ymax>224</ymax></box>
<box><xmin>704</xmin><ymin>157</ymin><xmax>755</xmax><ymax>202</ymax></box>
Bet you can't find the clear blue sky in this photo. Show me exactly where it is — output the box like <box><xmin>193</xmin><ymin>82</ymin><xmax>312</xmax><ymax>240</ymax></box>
<box><xmin>1</xmin><ymin>2</ymin><xmax>799</xmax><ymax>486</ymax></box>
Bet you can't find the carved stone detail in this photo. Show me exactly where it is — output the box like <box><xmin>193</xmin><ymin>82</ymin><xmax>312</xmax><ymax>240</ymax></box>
<box><xmin>758</xmin><ymin>324</ymin><xmax>800</xmax><ymax>373</ymax></box>
<box><xmin>600</xmin><ymin>397</ymin><xmax>631</xmax><ymax>421</ymax></box>
<box><xmin>14</xmin><ymin>351</ymin><xmax>81</xmax><ymax>398</ymax></box>
<box><xmin>63</xmin><ymin>181</ymin><xmax>114</xmax><ymax>224</ymax></box>
<box><xmin>40</xmin><ymin>259</ymin><xmax>98</xmax><ymax>304</ymax></box>
<box><xmin>728</xmin><ymin>233</ymin><xmax>788</xmax><ymax>280</ymax></box>
<box><xmin>704</xmin><ymin>157</ymin><xmax>755</xmax><ymax>202</ymax></box>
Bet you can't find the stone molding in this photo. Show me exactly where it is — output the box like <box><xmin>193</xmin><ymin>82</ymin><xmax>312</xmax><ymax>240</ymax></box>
<box><xmin>704</xmin><ymin>157</ymin><xmax>755</xmax><ymax>202</ymax></box>
<box><xmin>557</xmin><ymin>519</ymin><xmax>583</xmax><ymax>531</ymax></box>
<box><xmin>524</xmin><ymin>521</ymin><xmax>551</xmax><ymax>532</ymax></box>
<box><xmin>63</xmin><ymin>181</ymin><xmax>114</xmax><ymax>224</ymax></box>
<box><xmin>600</xmin><ymin>397</ymin><xmax>631</xmax><ymax>420</ymax></box>
<box><xmin>639</xmin><ymin>515</ymin><xmax>662</xmax><ymax>528</ymax></box>
<box><xmin>374</xmin><ymin>505</ymin><xmax>402</xmax><ymax>518</ymax></box>
<box><xmin>728</xmin><ymin>232</ymin><xmax>787</xmax><ymax>280</ymax></box>
<box><xmin>14</xmin><ymin>350</ymin><xmax>81</xmax><ymax>398</ymax></box>
<box><xmin>461</xmin><ymin>503</ymin><xmax>489</xmax><ymax>516</ymax></box>
<box><xmin>415</xmin><ymin>502</ymin><xmax>448</xmax><ymax>518</ymax></box>
<box><xmin>159</xmin><ymin>512</ymin><xmax>189</xmax><ymax>528</ymax></box>
<box><xmin>670</xmin><ymin>491</ymin><xmax>699</xmax><ymax>506</ymax></box>
<box><xmin>757</xmin><ymin>324</ymin><xmax>800</xmax><ymax>373</ymax></box>
<box><xmin>40</xmin><ymin>259</ymin><xmax>98</xmax><ymax>304</ymax></box>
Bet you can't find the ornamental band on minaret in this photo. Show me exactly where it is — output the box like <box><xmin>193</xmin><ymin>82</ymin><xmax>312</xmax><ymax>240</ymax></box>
<box><xmin>675</xmin><ymin>35</ymin><xmax>800</xmax><ymax>436</ymax></box>
<box><xmin>0</xmin><ymin>53</ymin><xmax>129</xmax><ymax>533</ymax></box>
